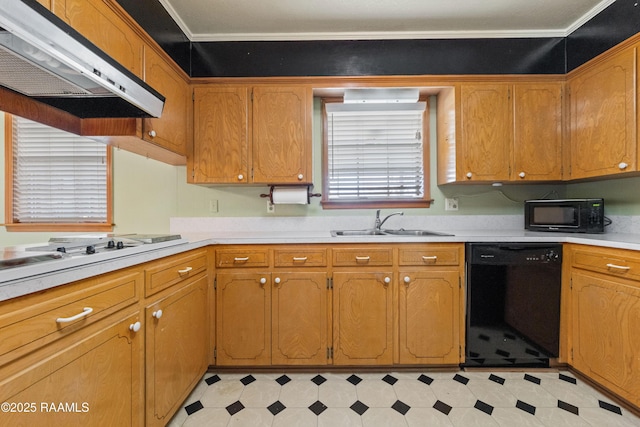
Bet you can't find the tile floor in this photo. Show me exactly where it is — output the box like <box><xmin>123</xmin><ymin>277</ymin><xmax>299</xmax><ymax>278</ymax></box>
<box><xmin>168</xmin><ymin>370</ymin><xmax>640</xmax><ymax>427</ymax></box>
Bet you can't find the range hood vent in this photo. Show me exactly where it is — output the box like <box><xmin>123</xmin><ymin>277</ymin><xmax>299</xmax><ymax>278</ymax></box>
<box><xmin>0</xmin><ymin>0</ymin><xmax>165</xmax><ymax>118</ymax></box>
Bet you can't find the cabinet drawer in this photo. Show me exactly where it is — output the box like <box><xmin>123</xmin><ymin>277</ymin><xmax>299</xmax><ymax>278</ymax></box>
<box><xmin>274</xmin><ymin>248</ymin><xmax>327</xmax><ymax>267</ymax></box>
<box><xmin>216</xmin><ymin>248</ymin><xmax>269</xmax><ymax>268</ymax></box>
<box><xmin>332</xmin><ymin>248</ymin><xmax>393</xmax><ymax>266</ymax></box>
<box><xmin>572</xmin><ymin>247</ymin><xmax>640</xmax><ymax>282</ymax></box>
<box><xmin>399</xmin><ymin>245</ymin><xmax>460</xmax><ymax>266</ymax></box>
<box><xmin>0</xmin><ymin>268</ymin><xmax>141</xmax><ymax>366</ymax></box>
<box><xmin>145</xmin><ymin>250</ymin><xmax>208</xmax><ymax>296</ymax></box>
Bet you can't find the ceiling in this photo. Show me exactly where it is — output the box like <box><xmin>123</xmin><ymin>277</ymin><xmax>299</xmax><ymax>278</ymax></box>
<box><xmin>158</xmin><ymin>0</ymin><xmax>615</xmax><ymax>42</ymax></box>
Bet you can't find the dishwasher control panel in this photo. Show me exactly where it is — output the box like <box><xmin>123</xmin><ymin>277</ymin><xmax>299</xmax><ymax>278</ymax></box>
<box><xmin>468</xmin><ymin>243</ymin><xmax>562</xmax><ymax>265</ymax></box>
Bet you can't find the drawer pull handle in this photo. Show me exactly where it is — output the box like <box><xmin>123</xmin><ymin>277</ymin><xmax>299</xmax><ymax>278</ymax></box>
<box><xmin>234</xmin><ymin>257</ymin><xmax>250</xmax><ymax>262</ymax></box>
<box><xmin>422</xmin><ymin>256</ymin><xmax>438</xmax><ymax>261</ymax></box>
<box><xmin>178</xmin><ymin>266</ymin><xmax>193</xmax><ymax>275</ymax></box>
<box><xmin>606</xmin><ymin>263</ymin><xmax>631</xmax><ymax>271</ymax></box>
<box><xmin>293</xmin><ymin>257</ymin><xmax>308</xmax><ymax>262</ymax></box>
<box><xmin>355</xmin><ymin>256</ymin><xmax>370</xmax><ymax>262</ymax></box>
<box><xmin>56</xmin><ymin>307</ymin><xmax>93</xmax><ymax>323</ymax></box>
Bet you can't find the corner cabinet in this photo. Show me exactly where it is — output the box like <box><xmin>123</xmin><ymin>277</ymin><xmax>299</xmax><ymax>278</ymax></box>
<box><xmin>567</xmin><ymin>46</ymin><xmax>637</xmax><ymax>180</ymax></box>
<box><xmin>142</xmin><ymin>46</ymin><xmax>190</xmax><ymax>156</ymax></box>
<box><xmin>438</xmin><ymin>81</ymin><xmax>563</xmax><ymax>183</ymax></box>
<box><xmin>191</xmin><ymin>85</ymin><xmax>313</xmax><ymax>184</ymax></box>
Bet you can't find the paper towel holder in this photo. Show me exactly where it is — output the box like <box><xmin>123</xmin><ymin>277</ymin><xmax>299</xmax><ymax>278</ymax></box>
<box><xmin>260</xmin><ymin>185</ymin><xmax>321</xmax><ymax>205</ymax></box>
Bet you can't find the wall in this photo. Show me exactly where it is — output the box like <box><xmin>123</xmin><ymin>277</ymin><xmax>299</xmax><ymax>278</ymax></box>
<box><xmin>2</xmin><ymin>94</ymin><xmax>640</xmax><ymax>246</ymax></box>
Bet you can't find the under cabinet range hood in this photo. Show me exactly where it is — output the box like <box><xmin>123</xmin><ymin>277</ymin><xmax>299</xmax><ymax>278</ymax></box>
<box><xmin>0</xmin><ymin>0</ymin><xmax>165</xmax><ymax>118</ymax></box>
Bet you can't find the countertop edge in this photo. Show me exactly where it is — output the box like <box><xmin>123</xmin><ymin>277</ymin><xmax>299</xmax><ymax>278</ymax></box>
<box><xmin>3</xmin><ymin>230</ymin><xmax>640</xmax><ymax>302</ymax></box>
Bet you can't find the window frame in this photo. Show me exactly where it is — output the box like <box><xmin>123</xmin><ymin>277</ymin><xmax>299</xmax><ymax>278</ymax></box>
<box><xmin>4</xmin><ymin>113</ymin><xmax>114</xmax><ymax>232</ymax></box>
<box><xmin>321</xmin><ymin>96</ymin><xmax>432</xmax><ymax>209</ymax></box>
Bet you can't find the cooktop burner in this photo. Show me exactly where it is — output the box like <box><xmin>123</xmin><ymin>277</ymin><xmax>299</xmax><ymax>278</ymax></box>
<box><xmin>26</xmin><ymin>234</ymin><xmax>183</xmax><ymax>256</ymax></box>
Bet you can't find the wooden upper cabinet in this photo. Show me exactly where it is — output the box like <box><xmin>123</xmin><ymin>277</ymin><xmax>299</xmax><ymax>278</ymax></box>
<box><xmin>252</xmin><ymin>86</ymin><xmax>312</xmax><ymax>184</ymax></box>
<box><xmin>459</xmin><ymin>84</ymin><xmax>512</xmax><ymax>182</ymax></box>
<box><xmin>191</xmin><ymin>85</ymin><xmax>312</xmax><ymax>184</ymax></box>
<box><xmin>35</xmin><ymin>0</ymin><xmax>51</xmax><ymax>8</ymax></box>
<box><xmin>192</xmin><ymin>86</ymin><xmax>250</xmax><ymax>183</ymax></box>
<box><xmin>567</xmin><ymin>47</ymin><xmax>637</xmax><ymax>180</ymax></box>
<box><xmin>142</xmin><ymin>47</ymin><xmax>190</xmax><ymax>156</ymax></box>
<box><xmin>438</xmin><ymin>81</ymin><xmax>564</xmax><ymax>184</ymax></box>
<box><xmin>52</xmin><ymin>0</ymin><xmax>144</xmax><ymax>77</ymax></box>
<box><xmin>513</xmin><ymin>83</ymin><xmax>563</xmax><ymax>181</ymax></box>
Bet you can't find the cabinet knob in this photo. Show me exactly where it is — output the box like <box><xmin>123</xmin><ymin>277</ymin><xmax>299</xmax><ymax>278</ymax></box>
<box><xmin>152</xmin><ymin>309</ymin><xmax>163</xmax><ymax>319</ymax></box>
<box><xmin>519</xmin><ymin>171</ymin><xmax>526</xmax><ymax>178</ymax></box>
<box><xmin>297</xmin><ymin>174</ymin><xmax>304</xmax><ymax>180</ymax></box>
<box><xmin>260</xmin><ymin>277</ymin><xmax>267</xmax><ymax>285</ymax></box>
<box><xmin>129</xmin><ymin>321</ymin><xmax>141</xmax><ymax>332</ymax></box>
<box><xmin>148</xmin><ymin>130</ymin><xmax>157</xmax><ymax>138</ymax></box>
<box><xmin>619</xmin><ymin>162</ymin><xmax>628</xmax><ymax>170</ymax></box>
<box><xmin>238</xmin><ymin>174</ymin><xmax>244</xmax><ymax>181</ymax></box>
<box><xmin>466</xmin><ymin>172</ymin><xmax>473</xmax><ymax>179</ymax></box>
<box><xmin>384</xmin><ymin>276</ymin><xmax>391</xmax><ymax>284</ymax></box>
<box><xmin>404</xmin><ymin>276</ymin><xmax>411</xmax><ymax>284</ymax></box>
<box><xmin>274</xmin><ymin>277</ymin><xmax>281</xmax><ymax>284</ymax></box>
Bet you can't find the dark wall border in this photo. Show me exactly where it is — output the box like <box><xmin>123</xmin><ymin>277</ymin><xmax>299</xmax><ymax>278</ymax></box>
<box><xmin>117</xmin><ymin>0</ymin><xmax>639</xmax><ymax>77</ymax></box>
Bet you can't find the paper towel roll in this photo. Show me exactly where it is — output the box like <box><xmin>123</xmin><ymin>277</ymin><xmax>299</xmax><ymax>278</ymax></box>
<box><xmin>271</xmin><ymin>186</ymin><xmax>309</xmax><ymax>204</ymax></box>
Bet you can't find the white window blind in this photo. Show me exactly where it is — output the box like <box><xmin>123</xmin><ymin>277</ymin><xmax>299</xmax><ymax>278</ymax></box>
<box><xmin>325</xmin><ymin>102</ymin><xmax>426</xmax><ymax>201</ymax></box>
<box><xmin>12</xmin><ymin>116</ymin><xmax>108</xmax><ymax>223</ymax></box>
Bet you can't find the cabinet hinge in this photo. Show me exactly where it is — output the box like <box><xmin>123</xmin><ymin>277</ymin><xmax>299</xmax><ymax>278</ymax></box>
<box><xmin>570</xmin><ymin>278</ymin><xmax>572</xmax><ymax>290</ymax></box>
<box><xmin>327</xmin><ymin>277</ymin><xmax>333</xmax><ymax>289</ymax></box>
<box><xmin>458</xmin><ymin>276</ymin><xmax>462</xmax><ymax>289</ymax></box>
<box><xmin>327</xmin><ymin>347</ymin><xmax>333</xmax><ymax>359</ymax></box>
<box><xmin>191</xmin><ymin>168</ymin><xmax>195</xmax><ymax>179</ymax></box>
<box><xmin>214</xmin><ymin>277</ymin><xmax>217</xmax><ymax>289</ymax></box>
<box><xmin>214</xmin><ymin>347</ymin><xmax>217</xmax><ymax>359</ymax></box>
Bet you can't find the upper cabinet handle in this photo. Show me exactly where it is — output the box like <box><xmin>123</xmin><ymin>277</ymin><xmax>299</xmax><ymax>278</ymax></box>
<box><xmin>148</xmin><ymin>130</ymin><xmax>157</xmax><ymax>138</ymax></box>
<box><xmin>56</xmin><ymin>307</ymin><xmax>93</xmax><ymax>323</ymax></box>
<box><xmin>619</xmin><ymin>162</ymin><xmax>628</xmax><ymax>170</ymax></box>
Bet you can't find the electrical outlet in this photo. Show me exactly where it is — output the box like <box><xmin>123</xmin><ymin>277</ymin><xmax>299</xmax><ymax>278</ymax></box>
<box><xmin>209</xmin><ymin>199</ymin><xmax>218</xmax><ymax>214</ymax></box>
<box><xmin>445</xmin><ymin>197</ymin><xmax>459</xmax><ymax>211</ymax></box>
<box><xmin>267</xmin><ymin>200</ymin><xmax>275</xmax><ymax>214</ymax></box>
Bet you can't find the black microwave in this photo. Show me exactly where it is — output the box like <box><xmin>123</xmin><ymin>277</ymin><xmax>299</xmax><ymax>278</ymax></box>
<box><xmin>524</xmin><ymin>198</ymin><xmax>605</xmax><ymax>233</ymax></box>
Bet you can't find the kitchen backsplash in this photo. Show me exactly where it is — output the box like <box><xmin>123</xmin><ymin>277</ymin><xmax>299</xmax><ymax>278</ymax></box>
<box><xmin>170</xmin><ymin>215</ymin><xmax>636</xmax><ymax>235</ymax></box>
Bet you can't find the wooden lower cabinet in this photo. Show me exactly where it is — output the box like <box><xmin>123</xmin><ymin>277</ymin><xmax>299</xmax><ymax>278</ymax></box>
<box><xmin>332</xmin><ymin>271</ymin><xmax>394</xmax><ymax>365</ymax></box>
<box><xmin>398</xmin><ymin>270</ymin><xmax>461</xmax><ymax>364</ymax></box>
<box><xmin>0</xmin><ymin>310</ymin><xmax>144</xmax><ymax>427</ymax></box>
<box><xmin>216</xmin><ymin>272</ymin><xmax>272</xmax><ymax>365</ymax></box>
<box><xmin>571</xmin><ymin>270</ymin><xmax>640</xmax><ymax>407</ymax></box>
<box><xmin>145</xmin><ymin>274</ymin><xmax>209</xmax><ymax>427</ymax></box>
<box><xmin>216</xmin><ymin>271</ymin><xmax>329</xmax><ymax>366</ymax></box>
<box><xmin>272</xmin><ymin>272</ymin><xmax>328</xmax><ymax>365</ymax></box>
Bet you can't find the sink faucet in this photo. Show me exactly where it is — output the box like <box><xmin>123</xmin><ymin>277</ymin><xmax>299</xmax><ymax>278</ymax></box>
<box><xmin>375</xmin><ymin>210</ymin><xmax>404</xmax><ymax>230</ymax></box>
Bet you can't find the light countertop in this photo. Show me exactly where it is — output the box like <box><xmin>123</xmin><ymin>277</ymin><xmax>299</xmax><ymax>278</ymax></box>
<box><xmin>2</xmin><ymin>228</ymin><xmax>640</xmax><ymax>302</ymax></box>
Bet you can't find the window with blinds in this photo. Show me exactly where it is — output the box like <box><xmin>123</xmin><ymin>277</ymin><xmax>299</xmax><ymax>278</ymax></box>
<box><xmin>323</xmin><ymin>101</ymin><xmax>429</xmax><ymax>208</ymax></box>
<box><xmin>6</xmin><ymin>114</ymin><xmax>112</xmax><ymax>230</ymax></box>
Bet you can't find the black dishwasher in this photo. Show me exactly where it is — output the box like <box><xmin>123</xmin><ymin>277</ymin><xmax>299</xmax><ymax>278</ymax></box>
<box><xmin>464</xmin><ymin>242</ymin><xmax>562</xmax><ymax>368</ymax></box>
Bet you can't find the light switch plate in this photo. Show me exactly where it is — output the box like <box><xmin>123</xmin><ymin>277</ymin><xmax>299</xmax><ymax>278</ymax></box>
<box><xmin>445</xmin><ymin>198</ymin><xmax>459</xmax><ymax>211</ymax></box>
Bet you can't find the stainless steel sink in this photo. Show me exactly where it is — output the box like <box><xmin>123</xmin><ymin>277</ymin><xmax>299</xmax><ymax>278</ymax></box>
<box><xmin>330</xmin><ymin>229</ymin><xmax>453</xmax><ymax>237</ymax></box>
<box><xmin>331</xmin><ymin>229</ymin><xmax>388</xmax><ymax>236</ymax></box>
<box><xmin>383</xmin><ymin>229</ymin><xmax>454</xmax><ymax>236</ymax></box>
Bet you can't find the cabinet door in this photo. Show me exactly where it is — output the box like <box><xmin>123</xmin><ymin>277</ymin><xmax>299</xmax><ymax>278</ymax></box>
<box><xmin>568</xmin><ymin>48</ymin><xmax>636</xmax><ymax>179</ymax></box>
<box><xmin>252</xmin><ymin>86</ymin><xmax>312</xmax><ymax>184</ymax></box>
<box><xmin>332</xmin><ymin>272</ymin><xmax>394</xmax><ymax>365</ymax></box>
<box><xmin>0</xmin><ymin>311</ymin><xmax>143</xmax><ymax>426</ymax></box>
<box><xmin>52</xmin><ymin>0</ymin><xmax>144</xmax><ymax>77</ymax></box>
<box><xmin>272</xmin><ymin>272</ymin><xmax>328</xmax><ymax>365</ymax></box>
<box><xmin>192</xmin><ymin>86</ymin><xmax>250</xmax><ymax>183</ymax></box>
<box><xmin>216</xmin><ymin>272</ymin><xmax>271</xmax><ymax>365</ymax></box>
<box><xmin>513</xmin><ymin>83</ymin><xmax>563</xmax><ymax>181</ymax></box>
<box><xmin>398</xmin><ymin>270</ymin><xmax>460</xmax><ymax>364</ymax></box>
<box><xmin>571</xmin><ymin>271</ymin><xmax>640</xmax><ymax>407</ymax></box>
<box><xmin>459</xmin><ymin>84</ymin><xmax>512</xmax><ymax>181</ymax></box>
<box><xmin>145</xmin><ymin>275</ymin><xmax>209</xmax><ymax>427</ymax></box>
<box><xmin>143</xmin><ymin>47</ymin><xmax>189</xmax><ymax>156</ymax></box>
